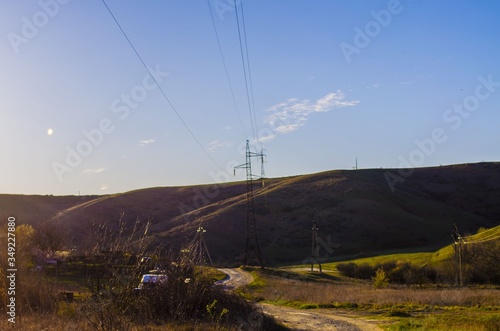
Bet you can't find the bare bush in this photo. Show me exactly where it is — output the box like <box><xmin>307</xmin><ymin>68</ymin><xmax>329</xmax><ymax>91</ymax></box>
<box><xmin>77</xmin><ymin>217</ymin><xmax>275</xmax><ymax>330</ymax></box>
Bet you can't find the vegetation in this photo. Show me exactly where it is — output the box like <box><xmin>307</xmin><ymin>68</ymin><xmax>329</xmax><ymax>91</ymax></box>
<box><xmin>334</xmin><ymin>225</ymin><xmax>500</xmax><ymax>286</ymax></box>
<box><xmin>1</xmin><ymin>163</ymin><xmax>500</xmax><ymax>330</ymax></box>
<box><xmin>238</xmin><ymin>266</ymin><xmax>500</xmax><ymax>330</ymax></box>
<box><xmin>0</xmin><ymin>221</ymin><xmax>284</xmax><ymax>331</ymax></box>
<box><xmin>337</xmin><ymin>261</ymin><xmax>438</xmax><ymax>285</ymax></box>
<box><xmin>372</xmin><ymin>268</ymin><xmax>389</xmax><ymax>289</ymax></box>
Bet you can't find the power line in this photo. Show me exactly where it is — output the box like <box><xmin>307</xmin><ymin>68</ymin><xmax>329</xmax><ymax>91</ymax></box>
<box><xmin>233</xmin><ymin>0</ymin><xmax>259</xmax><ymax>144</ymax></box>
<box><xmin>239</xmin><ymin>0</ymin><xmax>259</xmax><ymax>145</ymax></box>
<box><xmin>100</xmin><ymin>0</ymin><xmax>225</xmax><ymax>172</ymax></box>
<box><xmin>207</xmin><ymin>0</ymin><xmax>248</xmax><ymax>138</ymax></box>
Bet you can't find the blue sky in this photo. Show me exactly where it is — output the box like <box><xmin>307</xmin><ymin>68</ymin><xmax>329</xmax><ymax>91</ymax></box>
<box><xmin>1</xmin><ymin>0</ymin><xmax>499</xmax><ymax>195</ymax></box>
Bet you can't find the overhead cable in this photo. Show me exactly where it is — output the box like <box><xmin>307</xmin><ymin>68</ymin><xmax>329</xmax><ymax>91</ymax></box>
<box><xmin>101</xmin><ymin>0</ymin><xmax>225</xmax><ymax>172</ymax></box>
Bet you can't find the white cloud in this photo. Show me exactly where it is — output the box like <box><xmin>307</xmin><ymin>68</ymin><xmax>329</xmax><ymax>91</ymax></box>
<box><xmin>83</xmin><ymin>168</ymin><xmax>107</xmax><ymax>175</ymax></box>
<box><xmin>366</xmin><ymin>83</ymin><xmax>380</xmax><ymax>89</ymax></box>
<box><xmin>264</xmin><ymin>90</ymin><xmax>359</xmax><ymax>135</ymax></box>
<box><xmin>139</xmin><ymin>139</ymin><xmax>155</xmax><ymax>147</ymax></box>
<box><xmin>100</xmin><ymin>184</ymin><xmax>109</xmax><ymax>191</ymax></box>
<box><xmin>207</xmin><ymin>139</ymin><xmax>233</xmax><ymax>152</ymax></box>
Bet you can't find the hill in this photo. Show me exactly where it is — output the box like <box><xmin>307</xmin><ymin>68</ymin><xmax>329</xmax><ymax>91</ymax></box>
<box><xmin>2</xmin><ymin>162</ymin><xmax>500</xmax><ymax>266</ymax></box>
<box><xmin>0</xmin><ymin>194</ymin><xmax>100</xmax><ymax>226</ymax></box>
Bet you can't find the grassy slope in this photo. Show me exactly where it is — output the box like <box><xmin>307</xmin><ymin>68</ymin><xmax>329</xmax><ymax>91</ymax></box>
<box><xmin>2</xmin><ymin>162</ymin><xmax>500</xmax><ymax>266</ymax></box>
<box><xmin>315</xmin><ymin>224</ymin><xmax>500</xmax><ymax>271</ymax></box>
<box><xmin>0</xmin><ymin>194</ymin><xmax>100</xmax><ymax>226</ymax></box>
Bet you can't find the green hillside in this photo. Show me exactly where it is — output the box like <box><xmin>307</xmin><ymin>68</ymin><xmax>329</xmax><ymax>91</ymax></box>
<box><xmin>319</xmin><ymin>224</ymin><xmax>500</xmax><ymax>271</ymax></box>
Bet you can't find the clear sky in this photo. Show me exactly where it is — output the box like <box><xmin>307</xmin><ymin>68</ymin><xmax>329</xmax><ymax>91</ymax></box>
<box><xmin>1</xmin><ymin>0</ymin><xmax>499</xmax><ymax>195</ymax></box>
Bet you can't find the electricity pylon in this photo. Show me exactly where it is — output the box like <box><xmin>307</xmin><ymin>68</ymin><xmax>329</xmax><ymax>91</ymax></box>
<box><xmin>260</xmin><ymin>147</ymin><xmax>266</xmax><ymax>188</ymax></box>
<box><xmin>311</xmin><ymin>220</ymin><xmax>322</xmax><ymax>273</ymax></box>
<box><xmin>189</xmin><ymin>226</ymin><xmax>213</xmax><ymax>266</ymax></box>
<box><xmin>234</xmin><ymin>140</ymin><xmax>265</xmax><ymax>268</ymax></box>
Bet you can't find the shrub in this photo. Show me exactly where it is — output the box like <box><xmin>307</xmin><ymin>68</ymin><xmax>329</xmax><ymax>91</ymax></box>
<box><xmin>337</xmin><ymin>261</ymin><xmax>438</xmax><ymax>285</ymax></box>
<box><xmin>336</xmin><ymin>262</ymin><xmax>357</xmax><ymax>278</ymax></box>
<box><xmin>372</xmin><ymin>268</ymin><xmax>389</xmax><ymax>289</ymax></box>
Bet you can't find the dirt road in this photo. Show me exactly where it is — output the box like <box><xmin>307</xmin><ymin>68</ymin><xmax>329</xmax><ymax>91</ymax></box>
<box><xmin>216</xmin><ymin>268</ymin><xmax>254</xmax><ymax>290</ymax></box>
<box><xmin>217</xmin><ymin>268</ymin><xmax>383</xmax><ymax>331</ymax></box>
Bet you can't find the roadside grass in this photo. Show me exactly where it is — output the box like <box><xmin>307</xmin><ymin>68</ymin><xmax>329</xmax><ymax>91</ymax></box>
<box><xmin>240</xmin><ymin>267</ymin><xmax>500</xmax><ymax>330</ymax></box>
<box><xmin>383</xmin><ymin>311</ymin><xmax>500</xmax><ymax>331</ymax></box>
<box><xmin>196</xmin><ymin>266</ymin><xmax>227</xmax><ymax>282</ymax></box>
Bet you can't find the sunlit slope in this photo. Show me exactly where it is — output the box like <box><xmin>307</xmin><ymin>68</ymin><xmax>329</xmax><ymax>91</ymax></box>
<box><xmin>320</xmin><ymin>223</ymin><xmax>500</xmax><ymax>270</ymax></box>
<box><xmin>0</xmin><ymin>194</ymin><xmax>100</xmax><ymax>226</ymax></box>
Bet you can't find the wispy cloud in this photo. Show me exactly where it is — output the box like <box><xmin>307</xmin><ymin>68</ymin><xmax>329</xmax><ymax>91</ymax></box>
<box><xmin>207</xmin><ymin>139</ymin><xmax>233</xmax><ymax>152</ymax></box>
<box><xmin>264</xmin><ymin>90</ymin><xmax>359</xmax><ymax>135</ymax></box>
<box><xmin>100</xmin><ymin>184</ymin><xmax>109</xmax><ymax>191</ymax></box>
<box><xmin>83</xmin><ymin>168</ymin><xmax>107</xmax><ymax>175</ymax></box>
<box><xmin>139</xmin><ymin>139</ymin><xmax>155</xmax><ymax>147</ymax></box>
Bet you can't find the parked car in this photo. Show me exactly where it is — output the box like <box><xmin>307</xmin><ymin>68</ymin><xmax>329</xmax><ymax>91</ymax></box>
<box><xmin>134</xmin><ymin>273</ymin><xmax>168</xmax><ymax>293</ymax></box>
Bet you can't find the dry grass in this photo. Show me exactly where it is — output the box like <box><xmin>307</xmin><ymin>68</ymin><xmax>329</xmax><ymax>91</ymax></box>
<box><xmin>0</xmin><ymin>313</ymin><xmax>222</xmax><ymax>331</ymax></box>
<box><xmin>248</xmin><ymin>271</ymin><xmax>500</xmax><ymax>309</ymax></box>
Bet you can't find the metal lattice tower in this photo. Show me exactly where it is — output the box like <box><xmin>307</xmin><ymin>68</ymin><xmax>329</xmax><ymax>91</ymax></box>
<box><xmin>188</xmin><ymin>226</ymin><xmax>213</xmax><ymax>266</ymax></box>
<box><xmin>235</xmin><ymin>140</ymin><xmax>264</xmax><ymax>268</ymax></box>
<box><xmin>260</xmin><ymin>147</ymin><xmax>266</xmax><ymax>188</ymax></box>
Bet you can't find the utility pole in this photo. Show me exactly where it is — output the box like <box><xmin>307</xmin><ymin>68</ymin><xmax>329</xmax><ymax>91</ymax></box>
<box><xmin>311</xmin><ymin>220</ymin><xmax>322</xmax><ymax>273</ymax></box>
<box><xmin>452</xmin><ymin>224</ymin><xmax>463</xmax><ymax>286</ymax></box>
<box><xmin>234</xmin><ymin>140</ymin><xmax>265</xmax><ymax>268</ymax></box>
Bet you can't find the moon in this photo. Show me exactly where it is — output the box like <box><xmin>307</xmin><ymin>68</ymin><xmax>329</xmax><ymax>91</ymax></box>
<box><xmin>47</xmin><ymin>128</ymin><xmax>54</xmax><ymax>136</ymax></box>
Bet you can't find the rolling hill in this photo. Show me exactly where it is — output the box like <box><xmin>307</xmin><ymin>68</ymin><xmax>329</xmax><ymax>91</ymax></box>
<box><xmin>2</xmin><ymin>162</ymin><xmax>500</xmax><ymax>266</ymax></box>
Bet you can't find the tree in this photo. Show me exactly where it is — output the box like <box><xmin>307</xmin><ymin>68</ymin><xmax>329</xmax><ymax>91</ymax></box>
<box><xmin>463</xmin><ymin>239</ymin><xmax>500</xmax><ymax>283</ymax></box>
<box><xmin>372</xmin><ymin>267</ymin><xmax>389</xmax><ymax>289</ymax></box>
<box><xmin>33</xmin><ymin>222</ymin><xmax>67</xmax><ymax>260</ymax></box>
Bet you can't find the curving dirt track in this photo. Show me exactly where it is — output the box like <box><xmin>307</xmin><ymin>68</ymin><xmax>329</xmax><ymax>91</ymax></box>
<box><xmin>216</xmin><ymin>268</ymin><xmax>254</xmax><ymax>290</ymax></box>
<box><xmin>218</xmin><ymin>268</ymin><xmax>383</xmax><ymax>331</ymax></box>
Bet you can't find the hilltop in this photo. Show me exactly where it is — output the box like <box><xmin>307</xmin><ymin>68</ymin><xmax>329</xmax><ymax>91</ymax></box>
<box><xmin>2</xmin><ymin>162</ymin><xmax>500</xmax><ymax>266</ymax></box>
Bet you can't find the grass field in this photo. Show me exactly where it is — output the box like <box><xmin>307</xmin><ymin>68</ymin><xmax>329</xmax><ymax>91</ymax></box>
<box><xmin>239</xmin><ymin>266</ymin><xmax>500</xmax><ymax>331</ymax></box>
